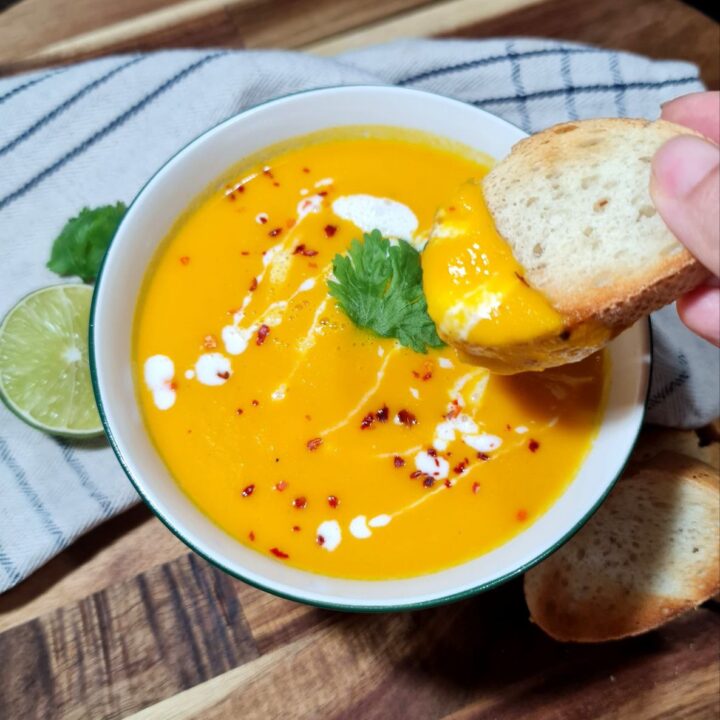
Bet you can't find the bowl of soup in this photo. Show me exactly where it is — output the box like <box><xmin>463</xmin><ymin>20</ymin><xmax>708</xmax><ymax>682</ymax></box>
<box><xmin>91</xmin><ymin>86</ymin><xmax>650</xmax><ymax>610</ymax></box>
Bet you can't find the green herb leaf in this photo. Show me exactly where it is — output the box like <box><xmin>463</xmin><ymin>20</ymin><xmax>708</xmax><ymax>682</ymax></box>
<box><xmin>328</xmin><ymin>229</ymin><xmax>444</xmax><ymax>353</ymax></box>
<box><xmin>47</xmin><ymin>203</ymin><xmax>126</xmax><ymax>283</ymax></box>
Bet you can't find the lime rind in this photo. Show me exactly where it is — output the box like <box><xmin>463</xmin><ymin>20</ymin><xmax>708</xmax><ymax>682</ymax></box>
<box><xmin>0</xmin><ymin>284</ymin><xmax>104</xmax><ymax>438</ymax></box>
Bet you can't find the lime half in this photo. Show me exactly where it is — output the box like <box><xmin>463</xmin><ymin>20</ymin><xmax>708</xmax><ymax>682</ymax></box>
<box><xmin>0</xmin><ymin>284</ymin><xmax>103</xmax><ymax>437</ymax></box>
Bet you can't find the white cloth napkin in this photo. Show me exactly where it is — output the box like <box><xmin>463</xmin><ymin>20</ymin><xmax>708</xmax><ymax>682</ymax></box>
<box><xmin>1</xmin><ymin>38</ymin><xmax>717</xmax><ymax>594</ymax></box>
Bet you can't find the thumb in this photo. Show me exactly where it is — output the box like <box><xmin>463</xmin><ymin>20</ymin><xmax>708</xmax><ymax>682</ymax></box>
<box><xmin>650</xmin><ymin>134</ymin><xmax>720</xmax><ymax>276</ymax></box>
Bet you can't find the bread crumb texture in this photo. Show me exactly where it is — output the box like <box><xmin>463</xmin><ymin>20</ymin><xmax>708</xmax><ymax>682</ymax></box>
<box><xmin>524</xmin><ymin>452</ymin><xmax>720</xmax><ymax>642</ymax></box>
<box><xmin>483</xmin><ymin>119</ymin><xmax>708</xmax><ymax>328</ymax></box>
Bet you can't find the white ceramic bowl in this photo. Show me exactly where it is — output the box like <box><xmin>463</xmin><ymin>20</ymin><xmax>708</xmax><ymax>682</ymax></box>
<box><xmin>91</xmin><ymin>86</ymin><xmax>650</xmax><ymax>611</ymax></box>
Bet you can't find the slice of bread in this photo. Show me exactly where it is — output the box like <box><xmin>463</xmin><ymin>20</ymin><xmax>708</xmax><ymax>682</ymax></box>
<box><xmin>523</xmin><ymin>452</ymin><xmax>720</xmax><ymax>642</ymax></box>
<box><xmin>476</xmin><ymin>118</ymin><xmax>710</xmax><ymax>370</ymax></box>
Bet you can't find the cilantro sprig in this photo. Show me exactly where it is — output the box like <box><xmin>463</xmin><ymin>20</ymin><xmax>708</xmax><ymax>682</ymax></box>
<box><xmin>47</xmin><ymin>203</ymin><xmax>126</xmax><ymax>283</ymax></box>
<box><xmin>328</xmin><ymin>229</ymin><xmax>444</xmax><ymax>353</ymax></box>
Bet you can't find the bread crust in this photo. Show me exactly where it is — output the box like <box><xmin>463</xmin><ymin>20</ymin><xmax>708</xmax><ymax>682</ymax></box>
<box><xmin>524</xmin><ymin>452</ymin><xmax>720</xmax><ymax>642</ymax></box>
<box><xmin>471</xmin><ymin>118</ymin><xmax>713</xmax><ymax>372</ymax></box>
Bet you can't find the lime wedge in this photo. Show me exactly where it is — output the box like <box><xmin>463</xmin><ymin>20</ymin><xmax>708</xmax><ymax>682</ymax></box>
<box><xmin>0</xmin><ymin>284</ymin><xmax>103</xmax><ymax>437</ymax></box>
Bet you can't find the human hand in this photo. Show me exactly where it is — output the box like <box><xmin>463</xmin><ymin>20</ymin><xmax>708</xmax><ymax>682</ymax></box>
<box><xmin>650</xmin><ymin>91</ymin><xmax>720</xmax><ymax>346</ymax></box>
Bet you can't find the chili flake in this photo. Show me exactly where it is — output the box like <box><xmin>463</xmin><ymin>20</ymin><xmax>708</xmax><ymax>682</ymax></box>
<box><xmin>517</xmin><ymin>509</ymin><xmax>528</xmax><ymax>522</ymax></box>
<box><xmin>376</xmin><ymin>405</ymin><xmax>389</xmax><ymax>423</ymax></box>
<box><xmin>292</xmin><ymin>525</ymin><xmax>301</xmax><ymax>532</ymax></box>
<box><xmin>269</xmin><ymin>227</ymin><xmax>282</xmax><ymax>237</ymax></box>
<box><xmin>444</xmin><ymin>399</ymin><xmax>462</xmax><ymax>420</ymax></box>
<box><xmin>292</xmin><ymin>496</ymin><xmax>307</xmax><ymax>509</ymax></box>
<box><xmin>179</xmin><ymin>256</ymin><xmax>190</xmax><ymax>265</ymax></box>
<box><xmin>324</xmin><ymin>224</ymin><xmax>337</xmax><ymax>237</ymax></box>
<box><xmin>248</xmin><ymin>531</ymin><xmax>255</xmax><ymax>541</ymax></box>
<box><xmin>216</xmin><ymin>371</ymin><xmax>230</xmax><ymax>380</ymax></box>
<box><xmin>413</xmin><ymin>361</ymin><xmax>434</xmax><ymax>381</ymax></box>
<box><xmin>360</xmin><ymin>413</ymin><xmax>375</xmax><ymax>430</ymax></box>
<box><xmin>242</xmin><ymin>484</ymin><xmax>255</xmax><ymax>497</ymax></box>
<box><xmin>252</xmin><ymin>399</ymin><xmax>260</xmax><ymax>406</ymax></box>
<box><xmin>453</xmin><ymin>458</ymin><xmax>469</xmax><ymax>475</ymax></box>
<box><xmin>327</xmin><ymin>495</ymin><xmax>339</xmax><ymax>509</ymax></box>
<box><xmin>307</xmin><ymin>437</ymin><xmax>322</xmax><ymax>451</ymax></box>
<box><xmin>302</xmin><ymin>167</ymin><xmax>310</xmax><ymax>173</ymax></box>
<box><xmin>397</xmin><ymin>409</ymin><xmax>417</xmax><ymax>427</ymax></box>
<box><xmin>293</xmin><ymin>244</ymin><xmax>319</xmax><ymax>257</ymax></box>
<box><xmin>427</xmin><ymin>447</ymin><xmax>438</xmax><ymax>457</ymax></box>
<box><xmin>270</xmin><ymin>547</ymin><xmax>289</xmax><ymax>559</ymax></box>
<box><xmin>528</xmin><ymin>439</ymin><xmax>540</xmax><ymax>453</ymax></box>
<box><xmin>423</xmin><ymin>476</ymin><xmax>435</xmax><ymax>488</ymax></box>
<box><xmin>316</xmin><ymin>534</ymin><xmax>325</xmax><ymax>546</ymax></box>
<box><xmin>393</xmin><ymin>455</ymin><xmax>405</xmax><ymax>468</ymax></box>
<box><xmin>256</xmin><ymin>324</ymin><xmax>270</xmax><ymax>346</ymax></box>
<box><xmin>236</xmin><ymin>408</ymin><xmax>244</xmax><ymax>415</ymax></box>
<box><xmin>203</xmin><ymin>334</ymin><xmax>218</xmax><ymax>350</ymax></box>
<box><xmin>274</xmin><ymin>480</ymin><xmax>287</xmax><ymax>492</ymax></box>
<box><xmin>444</xmin><ymin>479</ymin><xmax>453</xmax><ymax>488</ymax></box>
<box><xmin>477</xmin><ymin>452</ymin><xmax>489</xmax><ymax>461</ymax></box>
<box><xmin>410</xmin><ymin>470</ymin><xmax>423</xmax><ymax>479</ymax></box>
<box><xmin>472</xmin><ymin>482</ymin><xmax>481</xmax><ymax>494</ymax></box>
<box><xmin>249</xmin><ymin>277</ymin><xmax>258</xmax><ymax>292</ymax></box>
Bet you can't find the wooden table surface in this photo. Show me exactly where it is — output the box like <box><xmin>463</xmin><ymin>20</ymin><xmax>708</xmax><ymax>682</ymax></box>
<box><xmin>1</xmin><ymin>1</ymin><xmax>719</xmax><ymax>718</ymax></box>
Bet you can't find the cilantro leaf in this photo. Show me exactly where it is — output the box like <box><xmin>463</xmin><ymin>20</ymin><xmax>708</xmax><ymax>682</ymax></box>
<box><xmin>47</xmin><ymin>203</ymin><xmax>126</xmax><ymax>283</ymax></box>
<box><xmin>328</xmin><ymin>229</ymin><xmax>444</xmax><ymax>353</ymax></box>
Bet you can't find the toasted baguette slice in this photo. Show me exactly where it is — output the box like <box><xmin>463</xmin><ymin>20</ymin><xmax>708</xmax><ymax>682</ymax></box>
<box><xmin>524</xmin><ymin>452</ymin><xmax>720</xmax><ymax>642</ymax></box>
<box><xmin>475</xmin><ymin>118</ymin><xmax>709</xmax><ymax>370</ymax></box>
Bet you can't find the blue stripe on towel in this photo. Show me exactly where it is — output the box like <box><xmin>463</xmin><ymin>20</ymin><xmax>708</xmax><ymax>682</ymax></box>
<box><xmin>57</xmin><ymin>440</ymin><xmax>113</xmax><ymax>514</ymax></box>
<box><xmin>608</xmin><ymin>54</ymin><xmax>627</xmax><ymax>117</ymax></box>
<box><xmin>472</xmin><ymin>76</ymin><xmax>697</xmax><ymax>108</ymax></box>
<box><xmin>0</xmin><ymin>66</ymin><xmax>71</xmax><ymax>105</ymax></box>
<box><xmin>647</xmin><ymin>353</ymin><xmax>690</xmax><ymax>411</ymax></box>
<box><xmin>506</xmin><ymin>41</ymin><xmax>532</xmax><ymax>133</ymax></box>
<box><xmin>0</xmin><ymin>55</ymin><xmax>146</xmax><ymax>158</ymax></box>
<box><xmin>0</xmin><ymin>548</ymin><xmax>21</xmax><ymax>586</ymax></box>
<box><xmin>560</xmin><ymin>49</ymin><xmax>579</xmax><ymax>120</ymax></box>
<box><xmin>0</xmin><ymin>437</ymin><xmax>66</xmax><ymax>550</ymax></box>
<box><xmin>397</xmin><ymin>46</ymin><xmax>602</xmax><ymax>86</ymax></box>
<box><xmin>0</xmin><ymin>51</ymin><xmax>227</xmax><ymax>213</ymax></box>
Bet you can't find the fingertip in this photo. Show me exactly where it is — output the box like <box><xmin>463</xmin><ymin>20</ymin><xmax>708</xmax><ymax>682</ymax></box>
<box><xmin>677</xmin><ymin>286</ymin><xmax>720</xmax><ymax>346</ymax></box>
<box><xmin>660</xmin><ymin>91</ymin><xmax>720</xmax><ymax>143</ymax></box>
<box><xmin>651</xmin><ymin>135</ymin><xmax>720</xmax><ymax>199</ymax></box>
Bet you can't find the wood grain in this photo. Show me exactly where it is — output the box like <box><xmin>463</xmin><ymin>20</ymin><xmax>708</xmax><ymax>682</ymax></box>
<box><xmin>306</xmin><ymin>0</ymin><xmax>543</xmax><ymax>55</ymax></box>
<box><xmin>0</xmin><ymin>505</ymin><xmax>186</xmax><ymax>634</ymax></box>
<box><xmin>0</xmin><ymin>554</ymin><xmax>260</xmax><ymax>719</ymax></box>
<box><xmin>0</xmin><ymin>2</ymin><xmax>718</xmax><ymax>718</ymax></box>
<box><xmin>448</xmin><ymin>0</ymin><xmax>720</xmax><ymax>90</ymax></box>
<box><xmin>0</xmin><ymin>0</ymin><xmax>442</xmax><ymax>74</ymax></box>
<box><xmin>0</xmin><ymin>546</ymin><xmax>716</xmax><ymax>720</ymax></box>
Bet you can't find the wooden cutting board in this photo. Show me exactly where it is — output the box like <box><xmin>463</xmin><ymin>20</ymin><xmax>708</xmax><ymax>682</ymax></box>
<box><xmin>0</xmin><ymin>0</ymin><xmax>718</xmax><ymax>717</ymax></box>
<box><xmin>0</xmin><ymin>426</ymin><xmax>717</xmax><ymax>719</ymax></box>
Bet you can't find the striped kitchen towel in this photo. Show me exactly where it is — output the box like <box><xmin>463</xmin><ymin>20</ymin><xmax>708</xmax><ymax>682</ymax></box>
<box><xmin>1</xmin><ymin>39</ymin><xmax>718</xmax><ymax>593</ymax></box>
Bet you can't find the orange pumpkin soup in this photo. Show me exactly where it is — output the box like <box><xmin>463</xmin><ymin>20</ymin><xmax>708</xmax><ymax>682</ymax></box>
<box><xmin>134</xmin><ymin>129</ymin><xmax>606</xmax><ymax>579</ymax></box>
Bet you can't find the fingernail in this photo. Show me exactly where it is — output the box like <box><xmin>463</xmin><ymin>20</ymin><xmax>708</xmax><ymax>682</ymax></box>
<box><xmin>651</xmin><ymin>135</ymin><xmax>720</xmax><ymax>198</ymax></box>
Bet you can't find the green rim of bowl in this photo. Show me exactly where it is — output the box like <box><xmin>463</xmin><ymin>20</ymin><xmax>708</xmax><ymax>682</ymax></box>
<box><xmin>89</xmin><ymin>85</ymin><xmax>651</xmax><ymax>612</ymax></box>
